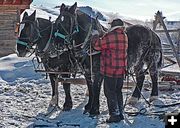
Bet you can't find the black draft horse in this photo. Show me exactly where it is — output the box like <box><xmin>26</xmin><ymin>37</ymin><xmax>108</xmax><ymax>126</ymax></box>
<box><xmin>16</xmin><ymin>11</ymin><xmax>74</xmax><ymax>111</ymax></box>
<box><xmin>56</xmin><ymin>2</ymin><xmax>162</xmax><ymax>114</ymax></box>
<box><xmin>126</xmin><ymin>25</ymin><xmax>162</xmax><ymax>104</ymax></box>
<box><xmin>54</xmin><ymin>2</ymin><xmax>104</xmax><ymax>113</ymax></box>
<box><xmin>16</xmin><ymin>8</ymin><xmax>102</xmax><ymax>113</ymax></box>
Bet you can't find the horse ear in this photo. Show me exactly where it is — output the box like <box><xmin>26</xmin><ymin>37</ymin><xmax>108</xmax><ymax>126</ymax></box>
<box><xmin>60</xmin><ymin>3</ymin><xmax>66</xmax><ymax>12</ymax></box>
<box><xmin>69</xmin><ymin>2</ymin><xmax>77</xmax><ymax>13</ymax></box>
<box><xmin>29</xmin><ymin>10</ymin><xmax>36</xmax><ymax>21</ymax></box>
<box><xmin>22</xmin><ymin>12</ymin><xmax>28</xmax><ymax>20</ymax></box>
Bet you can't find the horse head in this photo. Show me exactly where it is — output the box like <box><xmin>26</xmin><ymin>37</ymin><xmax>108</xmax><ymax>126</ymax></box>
<box><xmin>16</xmin><ymin>10</ymin><xmax>41</xmax><ymax>57</ymax></box>
<box><xmin>17</xmin><ymin>10</ymin><xmax>53</xmax><ymax>58</ymax></box>
<box><xmin>55</xmin><ymin>2</ymin><xmax>105</xmax><ymax>55</ymax></box>
<box><xmin>54</xmin><ymin>3</ymin><xmax>79</xmax><ymax>50</ymax></box>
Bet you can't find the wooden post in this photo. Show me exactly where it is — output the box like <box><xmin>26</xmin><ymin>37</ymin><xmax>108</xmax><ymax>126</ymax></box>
<box><xmin>178</xmin><ymin>30</ymin><xmax>180</xmax><ymax>58</ymax></box>
<box><xmin>154</xmin><ymin>11</ymin><xmax>180</xmax><ymax>68</ymax></box>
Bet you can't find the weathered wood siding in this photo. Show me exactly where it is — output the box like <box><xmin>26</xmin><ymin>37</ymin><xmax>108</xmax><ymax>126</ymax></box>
<box><xmin>0</xmin><ymin>0</ymin><xmax>32</xmax><ymax>57</ymax></box>
<box><xmin>0</xmin><ymin>10</ymin><xmax>19</xmax><ymax>57</ymax></box>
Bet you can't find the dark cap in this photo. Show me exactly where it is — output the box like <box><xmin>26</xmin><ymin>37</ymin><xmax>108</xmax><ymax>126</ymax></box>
<box><xmin>110</xmin><ymin>19</ymin><xmax>124</xmax><ymax>27</ymax></box>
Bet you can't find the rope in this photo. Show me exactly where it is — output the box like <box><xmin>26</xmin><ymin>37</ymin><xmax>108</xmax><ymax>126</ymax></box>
<box><xmin>43</xmin><ymin>23</ymin><xmax>54</xmax><ymax>52</ymax></box>
<box><xmin>89</xmin><ymin>15</ymin><xmax>93</xmax><ymax>82</ymax></box>
<box><xmin>90</xmin><ymin>42</ymin><xmax>93</xmax><ymax>82</ymax></box>
<box><xmin>81</xmin><ymin>24</ymin><xmax>92</xmax><ymax>49</ymax></box>
<box><xmin>130</xmin><ymin>72</ymin><xmax>151</xmax><ymax>106</ymax></box>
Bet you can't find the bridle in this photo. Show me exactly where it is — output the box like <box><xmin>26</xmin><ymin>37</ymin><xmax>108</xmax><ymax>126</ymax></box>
<box><xmin>54</xmin><ymin>11</ymin><xmax>79</xmax><ymax>45</ymax></box>
<box><xmin>16</xmin><ymin>19</ymin><xmax>42</xmax><ymax>50</ymax></box>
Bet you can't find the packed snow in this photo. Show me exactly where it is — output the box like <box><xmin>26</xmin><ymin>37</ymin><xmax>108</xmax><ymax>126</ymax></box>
<box><xmin>0</xmin><ymin>2</ymin><xmax>180</xmax><ymax>128</ymax></box>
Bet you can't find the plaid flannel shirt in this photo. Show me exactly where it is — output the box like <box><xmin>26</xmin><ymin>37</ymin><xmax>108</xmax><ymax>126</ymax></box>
<box><xmin>94</xmin><ymin>27</ymin><xmax>128</xmax><ymax>78</ymax></box>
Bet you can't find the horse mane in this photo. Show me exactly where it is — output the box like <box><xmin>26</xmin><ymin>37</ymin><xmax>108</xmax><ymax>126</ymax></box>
<box><xmin>76</xmin><ymin>9</ymin><xmax>93</xmax><ymax>19</ymax></box>
<box><xmin>76</xmin><ymin>9</ymin><xmax>96</xmax><ymax>28</ymax></box>
<box><xmin>76</xmin><ymin>9</ymin><xmax>106</xmax><ymax>34</ymax></box>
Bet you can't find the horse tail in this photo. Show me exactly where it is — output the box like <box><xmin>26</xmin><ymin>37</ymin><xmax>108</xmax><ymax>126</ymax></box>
<box><xmin>158</xmin><ymin>50</ymin><xmax>163</xmax><ymax>68</ymax></box>
<box><xmin>157</xmin><ymin>34</ymin><xmax>162</xmax><ymax>69</ymax></box>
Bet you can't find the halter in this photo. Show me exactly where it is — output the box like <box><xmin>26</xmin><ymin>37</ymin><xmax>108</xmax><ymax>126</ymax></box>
<box><xmin>16</xmin><ymin>19</ymin><xmax>42</xmax><ymax>49</ymax></box>
<box><xmin>54</xmin><ymin>11</ymin><xmax>79</xmax><ymax>44</ymax></box>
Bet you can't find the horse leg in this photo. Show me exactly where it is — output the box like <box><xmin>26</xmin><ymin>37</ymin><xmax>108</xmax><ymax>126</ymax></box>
<box><xmin>149</xmin><ymin>62</ymin><xmax>159</xmax><ymax>102</ymax></box>
<box><xmin>89</xmin><ymin>71</ymin><xmax>103</xmax><ymax>116</ymax></box>
<box><xmin>128</xmin><ymin>63</ymin><xmax>145</xmax><ymax>104</ymax></box>
<box><xmin>83</xmin><ymin>73</ymin><xmax>93</xmax><ymax>113</ymax></box>
<box><xmin>62</xmin><ymin>74</ymin><xmax>72</xmax><ymax>111</ymax></box>
<box><xmin>49</xmin><ymin>74</ymin><xmax>59</xmax><ymax>107</ymax></box>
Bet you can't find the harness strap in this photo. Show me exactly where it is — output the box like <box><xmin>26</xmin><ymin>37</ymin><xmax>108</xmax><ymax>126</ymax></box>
<box><xmin>17</xmin><ymin>19</ymin><xmax>42</xmax><ymax>50</ymax></box>
<box><xmin>54</xmin><ymin>11</ymin><xmax>79</xmax><ymax>46</ymax></box>
<box><xmin>54</xmin><ymin>25</ymin><xmax>79</xmax><ymax>40</ymax></box>
<box><xmin>43</xmin><ymin>23</ymin><xmax>54</xmax><ymax>52</ymax></box>
<box><xmin>81</xmin><ymin>23</ymin><xmax>92</xmax><ymax>49</ymax></box>
<box><xmin>54</xmin><ymin>31</ymin><xmax>66</xmax><ymax>39</ymax></box>
<box><xmin>16</xmin><ymin>40</ymin><xmax>31</xmax><ymax>48</ymax></box>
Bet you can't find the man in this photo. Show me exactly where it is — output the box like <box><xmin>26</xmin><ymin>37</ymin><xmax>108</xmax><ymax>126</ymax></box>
<box><xmin>93</xmin><ymin>19</ymin><xmax>128</xmax><ymax>123</ymax></box>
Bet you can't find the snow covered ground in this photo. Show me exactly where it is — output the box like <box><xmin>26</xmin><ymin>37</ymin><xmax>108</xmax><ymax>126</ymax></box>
<box><xmin>0</xmin><ymin>2</ymin><xmax>180</xmax><ymax>128</ymax></box>
<box><xmin>1</xmin><ymin>55</ymin><xmax>180</xmax><ymax>128</ymax></box>
<box><xmin>0</xmin><ymin>54</ymin><xmax>170</xmax><ymax>128</ymax></box>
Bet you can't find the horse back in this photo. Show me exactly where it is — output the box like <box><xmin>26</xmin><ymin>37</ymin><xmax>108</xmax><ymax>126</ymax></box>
<box><xmin>126</xmin><ymin>25</ymin><xmax>162</xmax><ymax>68</ymax></box>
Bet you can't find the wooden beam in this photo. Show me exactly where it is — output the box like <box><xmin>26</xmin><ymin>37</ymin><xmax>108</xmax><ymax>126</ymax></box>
<box><xmin>161</xmin><ymin>70</ymin><xmax>180</xmax><ymax>76</ymax></box>
<box><xmin>154</xmin><ymin>11</ymin><xmax>180</xmax><ymax>68</ymax></box>
<box><xmin>59</xmin><ymin>78</ymin><xmax>87</xmax><ymax>85</ymax></box>
<box><xmin>0</xmin><ymin>0</ymin><xmax>32</xmax><ymax>5</ymax></box>
<box><xmin>163</xmin><ymin>56</ymin><xmax>177</xmax><ymax>64</ymax></box>
<box><xmin>155</xmin><ymin>29</ymin><xmax>180</xmax><ymax>33</ymax></box>
<box><xmin>0</xmin><ymin>5</ymin><xmax>30</xmax><ymax>10</ymax></box>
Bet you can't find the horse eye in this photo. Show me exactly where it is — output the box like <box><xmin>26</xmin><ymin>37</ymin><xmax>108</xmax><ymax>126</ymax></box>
<box><xmin>61</xmin><ymin>16</ymin><xmax>64</xmax><ymax>21</ymax></box>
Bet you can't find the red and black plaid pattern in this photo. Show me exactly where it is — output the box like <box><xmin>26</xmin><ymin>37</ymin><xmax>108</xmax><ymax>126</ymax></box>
<box><xmin>94</xmin><ymin>28</ymin><xmax>128</xmax><ymax>78</ymax></box>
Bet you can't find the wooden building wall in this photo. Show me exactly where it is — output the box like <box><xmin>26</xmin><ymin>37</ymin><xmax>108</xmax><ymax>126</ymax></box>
<box><xmin>0</xmin><ymin>9</ymin><xmax>19</xmax><ymax>57</ymax></box>
<box><xmin>0</xmin><ymin>0</ymin><xmax>32</xmax><ymax>57</ymax></box>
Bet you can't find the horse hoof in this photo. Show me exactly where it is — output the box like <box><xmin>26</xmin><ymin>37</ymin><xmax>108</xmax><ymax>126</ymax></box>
<box><xmin>89</xmin><ymin>109</ymin><xmax>100</xmax><ymax>117</ymax></box>
<box><xmin>63</xmin><ymin>102</ymin><xmax>73</xmax><ymax>111</ymax></box>
<box><xmin>127</xmin><ymin>96</ymin><xmax>138</xmax><ymax>105</ymax></box>
<box><xmin>84</xmin><ymin>103</ymin><xmax>91</xmax><ymax>111</ymax></box>
<box><xmin>62</xmin><ymin>106</ymin><xmax>72</xmax><ymax>111</ymax></box>
<box><xmin>149</xmin><ymin>96</ymin><xmax>158</xmax><ymax>102</ymax></box>
<box><xmin>83</xmin><ymin>109</ymin><xmax>90</xmax><ymax>114</ymax></box>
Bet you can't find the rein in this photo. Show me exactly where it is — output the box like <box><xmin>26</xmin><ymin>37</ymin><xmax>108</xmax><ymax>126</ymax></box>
<box><xmin>42</xmin><ymin>23</ymin><xmax>54</xmax><ymax>53</ymax></box>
